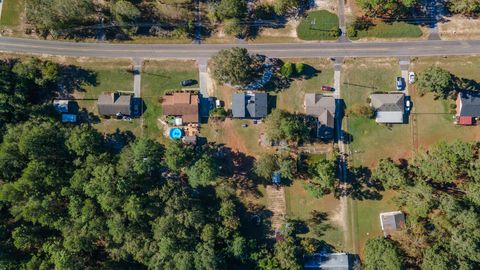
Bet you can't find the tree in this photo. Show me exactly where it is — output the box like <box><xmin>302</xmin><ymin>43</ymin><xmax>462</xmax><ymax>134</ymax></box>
<box><xmin>254</xmin><ymin>153</ymin><xmax>277</xmax><ymax>179</ymax></box>
<box><xmin>305</xmin><ymin>159</ymin><xmax>336</xmax><ymax>198</ymax></box>
<box><xmin>364</xmin><ymin>237</ymin><xmax>404</xmax><ymax>270</ymax></box>
<box><xmin>274</xmin><ymin>0</ymin><xmax>302</xmax><ymax>16</ymax></box>
<box><xmin>224</xmin><ymin>18</ymin><xmax>244</xmax><ymax>37</ymax></box>
<box><xmin>448</xmin><ymin>0</ymin><xmax>480</xmax><ymax>16</ymax></box>
<box><xmin>215</xmin><ymin>0</ymin><xmax>247</xmax><ymax>20</ymax></box>
<box><xmin>357</xmin><ymin>0</ymin><xmax>417</xmax><ymax>17</ymax></box>
<box><xmin>211</xmin><ymin>48</ymin><xmax>254</xmax><ymax>86</ymax></box>
<box><xmin>280</xmin><ymin>62</ymin><xmax>294</xmax><ymax>78</ymax></box>
<box><xmin>186</xmin><ymin>155</ymin><xmax>219</xmax><ymax>187</ymax></box>
<box><xmin>346</xmin><ymin>103</ymin><xmax>374</xmax><ymax>118</ymax></box>
<box><xmin>66</xmin><ymin>125</ymin><xmax>103</xmax><ymax>158</ymax></box>
<box><xmin>264</xmin><ymin>109</ymin><xmax>309</xmax><ymax>144</ymax></box>
<box><xmin>416</xmin><ymin>66</ymin><xmax>454</xmax><ymax>97</ymax></box>
<box><xmin>274</xmin><ymin>236</ymin><xmax>302</xmax><ymax>270</ymax></box>
<box><xmin>294</xmin><ymin>63</ymin><xmax>304</xmax><ymax>75</ymax></box>
<box><xmin>111</xmin><ymin>0</ymin><xmax>141</xmax><ymax>35</ymax></box>
<box><xmin>371</xmin><ymin>158</ymin><xmax>408</xmax><ymax>189</ymax></box>
<box><xmin>164</xmin><ymin>140</ymin><xmax>194</xmax><ymax>172</ymax></box>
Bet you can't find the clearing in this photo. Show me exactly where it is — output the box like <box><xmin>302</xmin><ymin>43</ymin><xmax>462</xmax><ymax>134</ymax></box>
<box><xmin>438</xmin><ymin>15</ymin><xmax>480</xmax><ymax>40</ymax></box>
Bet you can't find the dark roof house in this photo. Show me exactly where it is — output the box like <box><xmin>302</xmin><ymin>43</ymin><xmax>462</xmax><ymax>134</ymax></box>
<box><xmin>380</xmin><ymin>211</ymin><xmax>405</xmax><ymax>236</ymax></box>
<box><xmin>370</xmin><ymin>93</ymin><xmax>405</xmax><ymax>124</ymax></box>
<box><xmin>304</xmin><ymin>253</ymin><xmax>352</xmax><ymax>270</ymax></box>
<box><xmin>161</xmin><ymin>92</ymin><xmax>199</xmax><ymax>123</ymax></box>
<box><xmin>304</xmin><ymin>93</ymin><xmax>336</xmax><ymax>139</ymax></box>
<box><xmin>456</xmin><ymin>92</ymin><xmax>480</xmax><ymax>125</ymax></box>
<box><xmin>97</xmin><ymin>92</ymin><xmax>132</xmax><ymax>116</ymax></box>
<box><xmin>232</xmin><ymin>92</ymin><xmax>268</xmax><ymax>119</ymax></box>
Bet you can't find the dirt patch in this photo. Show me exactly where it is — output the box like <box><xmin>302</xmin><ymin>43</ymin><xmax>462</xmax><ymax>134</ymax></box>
<box><xmin>314</xmin><ymin>0</ymin><xmax>337</xmax><ymax>13</ymax></box>
<box><xmin>266</xmin><ymin>185</ymin><xmax>287</xmax><ymax>231</ymax></box>
<box><xmin>439</xmin><ymin>15</ymin><xmax>480</xmax><ymax>40</ymax></box>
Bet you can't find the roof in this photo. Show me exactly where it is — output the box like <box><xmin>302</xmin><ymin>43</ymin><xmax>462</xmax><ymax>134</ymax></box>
<box><xmin>304</xmin><ymin>253</ymin><xmax>351</xmax><ymax>270</ymax></box>
<box><xmin>380</xmin><ymin>211</ymin><xmax>405</xmax><ymax>234</ymax></box>
<box><xmin>162</xmin><ymin>92</ymin><xmax>199</xmax><ymax>123</ymax></box>
<box><xmin>305</xmin><ymin>93</ymin><xmax>336</xmax><ymax>118</ymax></box>
<box><xmin>370</xmin><ymin>93</ymin><xmax>405</xmax><ymax>123</ymax></box>
<box><xmin>232</xmin><ymin>92</ymin><xmax>268</xmax><ymax>118</ymax></box>
<box><xmin>458</xmin><ymin>116</ymin><xmax>473</xmax><ymax>125</ymax></box>
<box><xmin>97</xmin><ymin>92</ymin><xmax>132</xmax><ymax>116</ymax></box>
<box><xmin>53</xmin><ymin>100</ymin><xmax>70</xmax><ymax>113</ymax></box>
<box><xmin>458</xmin><ymin>91</ymin><xmax>480</xmax><ymax>117</ymax></box>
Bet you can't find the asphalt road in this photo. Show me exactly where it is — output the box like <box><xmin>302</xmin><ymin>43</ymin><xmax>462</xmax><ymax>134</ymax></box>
<box><xmin>1</xmin><ymin>37</ymin><xmax>480</xmax><ymax>59</ymax></box>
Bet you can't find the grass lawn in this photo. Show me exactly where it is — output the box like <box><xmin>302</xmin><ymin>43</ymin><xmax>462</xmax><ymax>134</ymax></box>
<box><xmin>141</xmin><ymin>60</ymin><xmax>199</xmax><ymax>140</ymax></box>
<box><xmin>297</xmin><ymin>10</ymin><xmax>340</xmax><ymax>40</ymax></box>
<box><xmin>276</xmin><ymin>58</ymin><xmax>334</xmax><ymax>113</ymax></box>
<box><xmin>349</xmin><ymin>191</ymin><xmax>398</xmax><ymax>257</ymax></box>
<box><xmin>285</xmin><ymin>180</ymin><xmax>346</xmax><ymax>251</ymax></box>
<box><xmin>350</xmin><ymin>21</ymin><xmax>422</xmax><ymax>40</ymax></box>
<box><xmin>341</xmin><ymin>58</ymin><xmax>409</xmax><ymax>167</ymax></box>
<box><xmin>0</xmin><ymin>0</ymin><xmax>24</xmax><ymax>27</ymax></box>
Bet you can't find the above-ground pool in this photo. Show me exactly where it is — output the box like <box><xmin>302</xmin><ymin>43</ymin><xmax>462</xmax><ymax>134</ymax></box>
<box><xmin>169</xmin><ymin>128</ymin><xmax>184</xmax><ymax>139</ymax></box>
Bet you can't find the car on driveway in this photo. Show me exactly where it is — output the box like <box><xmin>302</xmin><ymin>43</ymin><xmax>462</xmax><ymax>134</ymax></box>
<box><xmin>408</xmin><ymin>72</ymin><xmax>415</xmax><ymax>84</ymax></box>
<box><xmin>396</xmin><ymin>77</ymin><xmax>404</xmax><ymax>90</ymax></box>
<box><xmin>181</xmin><ymin>79</ymin><xmax>197</xmax><ymax>87</ymax></box>
<box><xmin>322</xmin><ymin>85</ymin><xmax>335</xmax><ymax>92</ymax></box>
<box><xmin>405</xmin><ymin>100</ymin><xmax>412</xmax><ymax>112</ymax></box>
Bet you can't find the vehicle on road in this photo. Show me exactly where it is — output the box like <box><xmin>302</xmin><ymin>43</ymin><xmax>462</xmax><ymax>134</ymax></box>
<box><xmin>396</xmin><ymin>77</ymin><xmax>404</xmax><ymax>90</ymax></box>
<box><xmin>409</xmin><ymin>72</ymin><xmax>415</xmax><ymax>84</ymax></box>
<box><xmin>181</xmin><ymin>79</ymin><xmax>197</xmax><ymax>87</ymax></box>
<box><xmin>322</xmin><ymin>85</ymin><xmax>335</xmax><ymax>92</ymax></box>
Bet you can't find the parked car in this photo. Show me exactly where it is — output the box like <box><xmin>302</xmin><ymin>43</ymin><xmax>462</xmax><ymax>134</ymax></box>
<box><xmin>408</xmin><ymin>72</ymin><xmax>415</xmax><ymax>84</ymax></box>
<box><xmin>181</xmin><ymin>79</ymin><xmax>197</xmax><ymax>87</ymax></box>
<box><xmin>322</xmin><ymin>85</ymin><xmax>335</xmax><ymax>92</ymax></box>
<box><xmin>396</xmin><ymin>77</ymin><xmax>403</xmax><ymax>90</ymax></box>
<box><xmin>215</xmin><ymin>99</ymin><xmax>222</xmax><ymax>108</ymax></box>
<box><xmin>405</xmin><ymin>100</ymin><xmax>412</xmax><ymax>112</ymax></box>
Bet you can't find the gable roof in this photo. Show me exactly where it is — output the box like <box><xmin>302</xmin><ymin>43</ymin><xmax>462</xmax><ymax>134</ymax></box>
<box><xmin>161</xmin><ymin>92</ymin><xmax>199</xmax><ymax>123</ymax></box>
<box><xmin>380</xmin><ymin>211</ymin><xmax>405</xmax><ymax>234</ymax></box>
<box><xmin>97</xmin><ymin>92</ymin><xmax>132</xmax><ymax>116</ymax></box>
<box><xmin>305</xmin><ymin>93</ymin><xmax>336</xmax><ymax>117</ymax></box>
<box><xmin>458</xmin><ymin>91</ymin><xmax>480</xmax><ymax>117</ymax></box>
<box><xmin>370</xmin><ymin>93</ymin><xmax>405</xmax><ymax>123</ymax></box>
<box><xmin>304</xmin><ymin>253</ymin><xmax>351</xmax><ymax>270</ymax></box>
<box><xmin>232</xmin><ymin>92</ymin><xmax>268</xmax><ymax>118</ymax></box>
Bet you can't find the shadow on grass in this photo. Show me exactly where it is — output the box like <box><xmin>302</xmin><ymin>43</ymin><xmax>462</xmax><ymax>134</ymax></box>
<box><xmin>344</xmin><ymin>166</ymin><xmax>384</xmax><ymax>201</ymax></box>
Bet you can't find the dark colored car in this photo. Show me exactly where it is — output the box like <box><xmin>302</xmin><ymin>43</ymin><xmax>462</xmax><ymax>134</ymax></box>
<box><xmin>322</xmin><ymin>85</ymin><xmax>335</xmax><ymax>92</ymax></box>
<box><xmin>181</xmin><ymin>79</ymin><xmax>197</xmax><ymax>87</ymax></box>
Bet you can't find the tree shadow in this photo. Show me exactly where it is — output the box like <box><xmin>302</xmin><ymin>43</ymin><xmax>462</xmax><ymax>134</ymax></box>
<box><xmin>59</xmin><ymin>65</ymin><xmax>98</xmax><ymax>97</ymax></box>
<box><xmin>306</xmin><ymin>210</ymin><xmax>334</xmax><ymax>238</ymax></box>
<box><xmin>104</xmin><ymin>129</ymin><xmax>136</xmax><ymax>154</ymax></box>
<box><xmin>343</xmin><ymin>166</ymin><xmax>383</xmax><ymax>200</ymax></box>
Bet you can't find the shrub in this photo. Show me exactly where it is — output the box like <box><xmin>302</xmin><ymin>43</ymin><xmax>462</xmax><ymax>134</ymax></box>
<box><xmin>295</xmin><ymin>63</ymin><xmax>304</xmax><ymax>75</ymax></box>
<box><xmin>280</xmin><ymin>62</ymin><xmax>294</xmax><ymax>78</ymax></box>
<box><xmin>224</xmin><ymin>18</ymin><xmax>243</xmax><ymax>37</ymax></box>
<box><xmin>347</xmin><ymin>104</ymin><xmax>374</xmax><ymax>118</ymax></box>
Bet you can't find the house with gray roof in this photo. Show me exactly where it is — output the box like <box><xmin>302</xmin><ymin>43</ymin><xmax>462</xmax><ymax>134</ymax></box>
<box><xmin>456</xmin><ymin>91</ymin><xmax>480</xmax><ymax>125</ymax></box>
<box><xmin>232</xmin><ymin>92</ymin><xmax>268</xmax><ymax>119</ymax></box>
<box><xmin>304</xmin><ymin>253</ymin><xmax>352</xmax><ymax>270</ymax></box>
<box><xmin>97</xmin><ymin>92</ymin><xmax>132</xmax><ymax>116</ymax></box>
<box><xmin>370</xmin><ymin>93</ymin><xmax>405</xmax><ymax>124</ymax></box>
<box><xmin>380</xmin><ymin>211</ymin><xmax>405</xmax><ymax>236</ymax></box>
<box><xmin>304</xmin><ymin>93</ymin><xmax>336</xmax><ymax>139</ymax></box>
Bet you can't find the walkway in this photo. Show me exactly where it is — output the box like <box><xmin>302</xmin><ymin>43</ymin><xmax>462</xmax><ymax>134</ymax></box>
<box><xmin>133</xmin><ymin>58</ymin><xmax>142</xmax><ymax>98</ymax></box>
<box><xmin>266</xmin><ymin>185</ymin><xmax>287</xmax><ymax>232</ymax></box>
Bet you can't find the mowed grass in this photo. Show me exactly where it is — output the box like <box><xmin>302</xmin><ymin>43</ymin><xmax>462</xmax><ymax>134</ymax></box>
<box><xmin>0</xmin><ymin>0</ymin><xmax>24</xmax><ymax>27</ymax></box>
<box><xmin>350</xmin><ymin>21</ymin><xmax>422</xmax><ymax>40</ymax></box>
<box><xmin>141</xmin><ymin>60</ymin><xmax>199</xmax><ymax>140</ymax></box>
<box><xmin>297</xmin><ymin>10</ymin><xmax>339</xmax><ymax>40</ymax></box>
<box><xmin>349</xmin><ymin>191</ymin><xmax>398</xmax><ymax>257</ymax></box>
<box><xmin>276</xmin><ymin>58</ymin><xmax>334</xmax><ymax>113</ymax></box>
<box><xmin>341</xmin><ymin>58</ymin><xmax>408</xmax><ymax>167</ymax></box>
<box><xmin>285</xmin><ymin>180</ymin><xmax>346</xmax><ymax>251</ymax></box>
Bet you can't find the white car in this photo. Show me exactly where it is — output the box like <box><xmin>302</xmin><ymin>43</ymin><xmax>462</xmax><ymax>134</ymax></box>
<box><xmin>408</xmin><ymin>72</ymin><xmax>415</xmax><ymax>84</ymax></box>
<box><xmin>405</xmin><ymin>100</ymin><xmax>411</xmax><ymax>112</ymax></box>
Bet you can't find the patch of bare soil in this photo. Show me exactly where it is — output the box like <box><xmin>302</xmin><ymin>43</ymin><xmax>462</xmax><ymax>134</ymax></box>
<box><xmin>314</xmin><ymin>0</ymin><xmax>337</xmax><ymax>13</ymax></box>
<box><xmin>439</xmin><ymin>15</ymin><xmax>480</xmax><ymax>40</ymax></box>
<box><xmin>266</xmin><ymin>185</ymin><xmax>287</xmax><ymax>231</ymax></box>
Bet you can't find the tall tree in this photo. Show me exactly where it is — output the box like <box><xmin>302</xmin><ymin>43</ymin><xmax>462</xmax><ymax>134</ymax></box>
<box><xmin>211</xmin><ymin>47</ymin><xmax>254</xmax><ymax>86</ymax></box>
<box><xmin>364</xmin><ymin>237</ymin><xmax>404</xmax><ymax>270</ymax></box>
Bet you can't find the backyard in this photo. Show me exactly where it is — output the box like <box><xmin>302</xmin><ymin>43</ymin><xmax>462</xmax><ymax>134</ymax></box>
<box><xmin>140</xmin><ymin>60</ymin><xmax>199</xmax><ymax>140</ymax></box>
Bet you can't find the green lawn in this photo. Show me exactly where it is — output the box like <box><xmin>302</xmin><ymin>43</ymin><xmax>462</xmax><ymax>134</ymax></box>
<box><xmin>285</xmin><ymin>180</ymin><xmax>346</xmax><ymax>251</ymax></box>
<box><xmin>0</xmin><ymin>0</ymin><xmax>24</xmax><ymax>27</ymax></box>
<box><xmin>141</xmin><ymin>60</ymin><xmax>199</xmax><ymax>140</ymax></box>
<box><xmin>297</xmin><ymin>10</ymin><xmax>340</xmax><ymax>40</ymax></box>
<box><xmin>276</xmin><ymin>58</ymin><xmax>334</xmax><ymax>113</ymax></box>
<box><xmin>350</xmin><ymin>21</ymin><xmax>422</xmax><ymax>40</ymax></box>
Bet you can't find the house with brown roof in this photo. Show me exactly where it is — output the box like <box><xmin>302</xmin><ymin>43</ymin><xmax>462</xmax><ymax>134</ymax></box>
<box><xmin>370</xmin><ymin>93</ymin><xmax>405</xmax><ymax>124</ymax></box>
<box><xmin>161</xmin><ymin>92</ymin><xmax>199</xmax><ymax>124</ymax></box>
<box><xmin>97</xmin><ymin>92</ymin><xmax>132</xmax><ymax>116</ymax></box>
<box><xmin>304</xmin><ymin>93</ymin><xmax>336</xmax><ymax>139</ymax></box>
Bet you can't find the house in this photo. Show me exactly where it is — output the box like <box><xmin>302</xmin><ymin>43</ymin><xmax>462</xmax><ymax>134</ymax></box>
<box><xmin>97</xmin><ymin>92</ymin><xmax>132</xmax><ymax>116</ymax></box>
<box><xmin>161</xmin><ymin>92</ymin><xmax>199</xmax><ymax>124</ymax></box>
<box><xmin>304</xmin><ymin>93</ymin><xmax>336</xmax><ymax>139</ymax></box>
<box><xmin>380</xmin><ymin>211</ymin><xmax>405</xmax><ymax>236</ymax></box>
<box><xmin>53</xmin><ymin>100</ymin><xmax>78</xmax><ymax>123</ymax></box>
<box><xmin>304</xmin><ymin>253</ymin><xmax>352</xmax><ymax>270</ymax></box>
<box><xmin>370</xmin><ymin>93</ymin><xmax>405</xmax><ymax>124</ymax></box>
<box><xmin>456</xmin><ymin>91</ymin><xmax>480</xmax><ymax>125</ymax></box>
<box><xmin>232</xmin><ymin>92</ymin><xmax>268</xmax><ymax>119</ymax></box>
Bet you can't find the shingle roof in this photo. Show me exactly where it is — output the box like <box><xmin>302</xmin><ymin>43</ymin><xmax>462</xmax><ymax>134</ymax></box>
<box><xmin>370</xmin><ymin>93</ymin><xmax>405</xmax><ymax>123</ymax></box>
<box><xmin>97</xmin><ymin>92</ymin><xmax>132</xmax><ymax>116</ymax></box>
<box><xmin>304</xmin><ymin>253</ymin><xmax>351</xmax><ymax>270</ymax></box>
<box><xmin>380</xmin><ymin>211</ymin><xmax>405</xmax><ymax>234</ymax></box>
<box><xmin>458</xmin><ymin>92</ymin><xmax>480</xmax><ymax>117</ymax></box>
<box><xmin>305</xmin><ymin>93</ymin><xmax>336</xmax><ymax>117</ymax></box>
<box><xmin>232</xmin><ymin>92</ymin><xmax>268</xmax><ymax>118</ymax></box>
<box><xmin>161</xmin><ymin>92</ymin><xmax>199</xmax><ymax>123</ymax></box>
